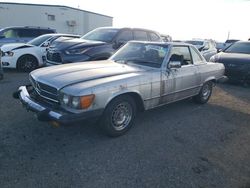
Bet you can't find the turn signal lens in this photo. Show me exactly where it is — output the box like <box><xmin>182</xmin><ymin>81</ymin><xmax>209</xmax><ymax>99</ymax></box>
<box><xmin>80</xmin><ymin>94</ymin><xmax>95</xmax><ymax>109</ymax></box>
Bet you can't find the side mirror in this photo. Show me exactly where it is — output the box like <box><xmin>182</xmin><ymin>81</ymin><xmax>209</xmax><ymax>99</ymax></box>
<box><xmin>217</xmin><ymin>49</ymin><xmax>222</xmax><ymax>53</ymax></box>
<box><xmin>169</xmin><ymin>61</ymin><xmax>181</xmax><ymax>69</ymax></box>
<box><xmin>41</xmin><ymin>41</ymin><xmax>50</xmax><ymax>47</ymax></box>
<box><xmin>168</xmin><ymin>54</ymin><xmax>183</xmax><ymax>69</ymax></box>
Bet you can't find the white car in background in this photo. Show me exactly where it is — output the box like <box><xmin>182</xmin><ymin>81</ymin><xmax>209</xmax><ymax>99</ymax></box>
<box><xmin>0</xmin><ymin>33</ymin><xmax>79</xmax><ymax>72</ymax></box>
<box><xmin>185</xmin><ymin>39</ymin><xmax>217</xmax><ymax>61</ymax></box>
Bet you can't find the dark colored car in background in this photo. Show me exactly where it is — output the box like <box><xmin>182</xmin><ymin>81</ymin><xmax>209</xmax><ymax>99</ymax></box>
<box><xmin>0</xmin><ymin>26</ymin><xmax>56</xmax><ymax>46</ymax></box>
<box><xmin>0</xmin><ymin>50</ymin><xmax>3</xmax><ymax>80</ymax></box>
<box><xmin>210</xmin><ymin>41</ymin><xmax>250</xmax><ymax>85</ymax></box>
<box><xmin>46</xmin><ymin>27</ymin><xmax>162</xmax><ymax>65</ymax></box>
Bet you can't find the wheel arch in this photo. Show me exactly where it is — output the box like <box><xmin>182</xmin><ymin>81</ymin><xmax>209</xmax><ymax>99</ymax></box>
<box><xmin>203</xmin><ymin>76</ymin><xmax>217</xmax><ymax>86</ymax></box>
<box><xmin>16</xmin><ymin>54</ymin><xmax>39</xmax><ymax>69</ymax></box>
<box><xmin>104</xmin><ymin>91</ymin><xmax>145</xmax><ymax>112</ymax></box>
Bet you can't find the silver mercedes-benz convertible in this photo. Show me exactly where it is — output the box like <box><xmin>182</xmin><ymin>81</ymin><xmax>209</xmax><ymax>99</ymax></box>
<box><xmin>14</xmin><ymin>41</ymin><xmax>225</xmax><ymax>136</ymax></box>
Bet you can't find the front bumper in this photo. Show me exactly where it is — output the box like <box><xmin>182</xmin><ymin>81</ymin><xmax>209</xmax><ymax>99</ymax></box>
<box><xmin>46</xmin><ymin>50</ymin><xmax>91</xmax><ymax>65</ymax></box>
<box><xmin>1</xmin><ymin>56</ymin><xmax>16</xmax><ymax>68</ymax></box>
<box><xmin>14</xmin><ymin>86</ymin><xmax>103</xmax><ymax>124</ymax></box>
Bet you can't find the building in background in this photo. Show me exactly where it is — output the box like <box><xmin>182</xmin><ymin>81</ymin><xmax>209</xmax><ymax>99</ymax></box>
<box><xmin>0</xmin><ymin>2</ymin><xmax>113</xmax><ymax>35</ymax></box>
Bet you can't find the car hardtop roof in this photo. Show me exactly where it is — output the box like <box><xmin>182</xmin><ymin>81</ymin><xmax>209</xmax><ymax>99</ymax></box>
<box><xmin>94</xmin><ymin>27</ymin><xmax>160</xmax><ymax>33</ymax></box>
<box><xmin>48</xmin><ymin>33</ymin><xmax>80</xmax><ymax>37</ymax></box>
<box><xmin>234</xmin><ymin>40</ymin><xmax>250</xmax><ymax>44</ymax></box>
<box><xmin>35</xmin><ymin>33</ymin><xmax>79</xmax><ymax>38</ymax></box>
<box><xmin>0</xmin><ymin>26</ymin><xmax>55</xmax><ymax>30</ymax></box>
<box><xmin>128</xmin><ymin>41</ymin><xmax>192</xmax><ymax>47</ymax></box>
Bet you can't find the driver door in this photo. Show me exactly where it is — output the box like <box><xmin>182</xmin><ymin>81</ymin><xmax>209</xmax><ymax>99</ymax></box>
<box><xmin>161</xmin><ymin>45</ymin><xmax>200</xmax><ymax>103</ymax></box>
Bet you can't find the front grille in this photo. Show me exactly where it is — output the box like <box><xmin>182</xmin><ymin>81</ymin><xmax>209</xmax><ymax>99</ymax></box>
<box><xmin>30</xmin><ymin>76</ymin><xmax>59</xmax><ymax>103</ymax></box>
<box><xmin>47</xmin><ymin>50</ymin><xmax>62</xmax><ymax>63</ymax></box>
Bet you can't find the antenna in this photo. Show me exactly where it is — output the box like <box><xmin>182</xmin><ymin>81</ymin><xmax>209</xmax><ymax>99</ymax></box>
<box><xmin>227</xmin><ymin>31</ymin><xmax>230</xmax><ymax>40</ymax></box>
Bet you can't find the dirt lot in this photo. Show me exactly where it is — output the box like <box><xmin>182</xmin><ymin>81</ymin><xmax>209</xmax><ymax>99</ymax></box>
<box><xmin>0</xmin><ymin>70</ymin><xmax>250</xmax><ymax>188</ymax></box>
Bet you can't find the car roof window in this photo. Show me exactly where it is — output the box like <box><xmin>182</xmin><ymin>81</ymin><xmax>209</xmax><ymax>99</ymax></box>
<box><xmin>149</xmin><ymin>32</ymin><xmax>161</xmax><ymax>41</ymax></box>
<box><xmin>3</xmin><ymin>29</ymin><xmax>19</xmax><ymax>38</ymax></box>
<box><xmin>16</xmin><ymin>28</ymin><xmax>40</xmax><ymax>38</ymax></box>
<box><xmin>190</xmin><ymin>46</ymin><xmax>204</xmax><ymax>64</ymax></box>
<box><xmin>170</xmin><ymin>46</ymin><xmax>193</xmax><ymax>66</ymax></box>
<box><xmin>116</xmin><ymin>30</ymin><xmax>133</xmax><ymax>42</ymax></box>
<box><xmin>133</xmin><ymin>30</ymin><xmax>148</xmax><ymax>41</ymax></box>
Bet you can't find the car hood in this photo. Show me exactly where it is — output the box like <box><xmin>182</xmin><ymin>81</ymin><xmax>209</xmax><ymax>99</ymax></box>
<box><xmin>1</xmin><ymin>43</ymin><xmax>34</xmax><ymax>52</ymax></box>
<box><xmin>30</xmin><ymin>60</ymin><xmax>147</xmax><ymax>90</ymax></box>
<box><xmin>215</xmin><ymin>52</ymin><xmax>250</xmax><ymax>64</ymax></box>
<box><xmin>49</xmin><ymin>38</ymin><xmax>106</xmax><ymax>51</ymax></box>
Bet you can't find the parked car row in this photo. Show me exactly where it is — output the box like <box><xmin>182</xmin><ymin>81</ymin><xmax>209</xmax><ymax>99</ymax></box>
<box><xmin>1</xmin><ymin>26</ymin><xmax>249</xmax><ymax>87</ymax></box>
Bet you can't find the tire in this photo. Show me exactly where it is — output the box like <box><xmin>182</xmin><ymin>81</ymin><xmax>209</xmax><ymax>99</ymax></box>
<box><xmin>243</xmin><ymin>74</ymin><xmax>250</xmax><ymax>87</ymax></box>
<box><xmin>193</xmin><ymin>81</ymin><xmax>213</xmax><ymax>104</ymax></box>
<box><xmin>100</xmin><ymin>95</ymin><xmax>137</xmax><ymax>137</ymax></box>
<box><xmin>17</xmin><ymin>55</ymin><xmax>38</xmax><ymax>72</ymax></box>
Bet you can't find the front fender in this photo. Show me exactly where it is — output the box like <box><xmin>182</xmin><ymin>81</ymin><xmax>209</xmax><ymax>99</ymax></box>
<box><xmin>104</xmin><ymin>89</ymin><xmax>144</xmax><ymax>110</ymax></box>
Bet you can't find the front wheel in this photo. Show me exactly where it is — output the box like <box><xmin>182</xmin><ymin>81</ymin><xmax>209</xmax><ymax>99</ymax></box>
<box><xmin>17</xmin><ymin>55</ymin><xmax>38</xmax><ymax>72</ymax></box>
<box><xmin>100</xmin><ymin>95</ymin><xmax>136</xmax><ymax>137</ymax></box>
<box><xmin>193</xmin><ymin>81</ymin><xmax>213</xmax><ymax>104</ymax></box>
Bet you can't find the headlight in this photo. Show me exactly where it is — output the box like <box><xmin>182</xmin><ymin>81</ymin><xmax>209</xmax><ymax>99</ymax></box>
<box><xmin>60</xmin><ymin>93</ymin><xmax>95</xmax><ymax>109</ymax></box>
<box><xmin>72</xmin><ymin>96</ymin><xmax>80</xmax><ymax>108</ymax></box>
<box><xmin>62</xmin><ymin>94</ymin><xmax>70</xmax><ymax>105</ymax></box>
<box><xmin>3</xmin><ymin>51</ymin><xmax>14</xmax><ymax>56</ymax></box>
<box><xmin>65</xmin><ymin>48</ymin><xmax>90</xmax><ymax>55</ymax></box>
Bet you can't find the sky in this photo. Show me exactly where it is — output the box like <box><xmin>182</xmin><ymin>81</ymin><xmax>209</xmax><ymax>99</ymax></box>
<box><xmin>1</xmin><ymin>0</ymin><xmax>250</xmax><ymax>41</ymax></box>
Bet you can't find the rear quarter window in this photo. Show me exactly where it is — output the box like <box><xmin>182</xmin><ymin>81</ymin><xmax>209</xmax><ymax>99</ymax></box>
<box><xmin>149</xmin><ymin>32</ymin><xmax>161</xmax><ymax>41</ymax></box>
<box><xmin>39</xmin><ymin>29</ymin><xmax>55</xmax><ymax>35</ymax></box>
<box><xmin>17</xmin><ymin>29</ymin><xmax>40</xmax><ymax>38</ymax></box>
<box><xmin>133</xmin><ymin>30</ymin><xmax>148</xmax><ymax>41</ymax></box>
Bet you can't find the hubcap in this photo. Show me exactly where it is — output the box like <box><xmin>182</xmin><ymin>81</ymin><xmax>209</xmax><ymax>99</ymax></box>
<box><xmin>202</xmin><ymin>84</ymin><xmax>211</xmax><ymax>100</ymax></box>
<box><xmin>111</xmin><ymin>102</ymin><xmax>132</xmax><ymax>131</ymax></box>
<box><xmin>21</xmin><ymin>58</ymin><xmax>36</xmax><ymax>71</ymax></box>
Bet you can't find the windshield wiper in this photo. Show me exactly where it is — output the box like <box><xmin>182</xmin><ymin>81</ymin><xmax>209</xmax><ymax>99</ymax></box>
<box><xmin>114</xmin><ymin>59</ymin><xmax>161</xmax><ymax>67</ymax></box>
<box><xmin>126</xmin><ymin>59</ymin><xmax>161</xmax><ymax>68</ymax></box>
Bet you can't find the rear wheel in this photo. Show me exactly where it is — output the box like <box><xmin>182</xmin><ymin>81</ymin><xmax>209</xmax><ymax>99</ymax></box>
<box><xmin>17</xmin><ymin>55</ymin><xmax>38</xmax><ymax>72</ymax></box>
<box><xmin>243</xmin><ymin>74</ymin><xmax>250</xmax><ymax>87</ymax></box>
<box><xmin>100</xmin><ymin>95</ymin><xmax>136</xmax><ymax>137</ymax></box>
<box><xmin>193</xmin><ymin>81</ymin><xmax>213</xmax><ymax>104</ymax></box>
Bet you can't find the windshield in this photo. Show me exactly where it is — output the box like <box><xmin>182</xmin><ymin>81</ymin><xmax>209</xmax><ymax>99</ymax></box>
<box><xmin>185</xmin><ymin>41</ymin><xmax>204</xmax><ymax>46</ymax></box>
<box><xmin>111</xmin><ymin>42</ymin><xmax>169</xmax><ymax>68</ymax></box>
<box><xmin>81</xmin><ymin>28</ymin><xmax>119</xmax><ymax>43</ymax></box>
<box><xmin>224</xmin><ymin>42</ymin><xmax>250</xmax><ymax>54</ymax></box>
<box><xmin>28</xmin><ymin>35</ymin><xmax>53</xmax><ymax>46</ymax></box>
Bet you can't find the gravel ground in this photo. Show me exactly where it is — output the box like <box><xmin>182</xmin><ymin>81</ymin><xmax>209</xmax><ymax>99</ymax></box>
<box><xmin>0</xmin><ymin>70</ymin><xmax>250</xmax><ymax>188</ymax></box>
